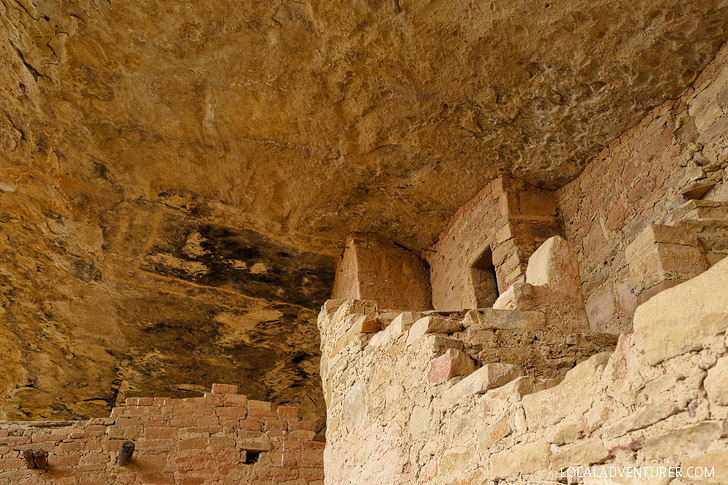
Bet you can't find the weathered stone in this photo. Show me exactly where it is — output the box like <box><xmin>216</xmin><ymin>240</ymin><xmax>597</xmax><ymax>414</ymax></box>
<box><xmin>547</xmin><ymin>421</ymin><xmax>584</xmax><ymax>445</ymax></box>
<box><xmin>682</xmin><ymin>182</ymin><xmax>716</xmax><ymax>200</ymax></box>
<box><xmin>681</xmin><ymin>450</ymin><xmax>728</xmax><ymax>484</ymax></box>
<box><xmin>704</xmin><ymin>356</ymin><xmax>728</xmax><ymax>406</ymax></box>
<box><xmin>342</xmin><ymin>382</ymin><xmax>367</xmax><ymax>432</ymax></box>
<box><xmin>633</xmin><ymin>257</ymin><xmax>728</xmax><ymax>364</ymax></box>
<box><xmin>428</xmin><ymin>349</ymin><xmax>477</xmax><ymax>385</ymax></box>
<box><xmin>492</xmin><ymin>282</ymin><xmax>536</xmax><ymax>311</ymax></box>
<box><xmin>643</xmin><ymin>422</ymin><xmax>724</xmax><ymax>459</ymax></box>
<box><xmin>523</xmin><ymin>353</ymin><xmax>611</xmax><ymax>429</ymax></box>
<box><xmin>526</xmin><ymin>236</ymin><xmax>583</xmax><ymax>296</ymax></box>
<box><xmin>389</xmin><ymin>312</ymin><xmax>422</xmax><ymax>335</ymax></box>
<box><xmin>489</xmin><ymin>439</ymin><xmax>550</xmax><ymax>479</ymax></box>
<box><xmin>441</xmin><ymin>363</ymin><xmax>524</xmax><ymax>405</ymax></box>
<box><xmin>601</xmin><ymin>401</ymin><xmax>680</xmax><ymax>440</ymax></box>
<box><xmin>406</xmin><ymin>317</ymin><xmax>462</xmax><ymax>346</ymax></box>
<box><xmin>552</xmin><ymin>438</ymin><xmax>610</xmax><ymax>468</ymax></box>
<box><xmin>330</xmin><ymin>315</ymin><xmax>382</xmax><ymax>357</ymax></box>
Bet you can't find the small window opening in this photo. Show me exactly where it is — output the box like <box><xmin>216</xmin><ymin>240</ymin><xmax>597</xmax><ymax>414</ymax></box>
<box><xmin>470</xmin><ymin>247</ymin><xmax>499</xmax><ymax>308</ymax></box>
<box><xmin>243</xmin><ymin>450</ymin><xmax>261</xmax><ymax>464</ymax></box>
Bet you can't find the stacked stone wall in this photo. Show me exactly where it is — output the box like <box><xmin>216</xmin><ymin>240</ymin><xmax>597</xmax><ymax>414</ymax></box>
<box><xmin>318</xmin><ymin>258</ymin><xmax>728</xmax><ymax>484</ymax></box>
<box><xmin>557</xmin><ymin>42</ymin><xmax>728</xmax><ymax>334</ymax></box>
<box><xmin>0</xmin><ymin>384</ymin><xmax>323</xmax><ymax>484</ymax></box>
<box><xmin>426</xmin><ymin>176</ymin><xmax>561</xmax><ymax>311</ymax></box>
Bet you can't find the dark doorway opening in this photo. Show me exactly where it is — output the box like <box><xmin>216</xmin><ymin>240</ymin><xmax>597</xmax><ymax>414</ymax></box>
<box><xmin>470</xmin><ymin>247</ymin><xmax>499</xmax><ymax>307</ymax></box>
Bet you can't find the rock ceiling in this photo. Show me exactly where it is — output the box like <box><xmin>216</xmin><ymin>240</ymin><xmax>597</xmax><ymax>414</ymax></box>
<box><xmin>1</xmin><ymin>0</ymin><xmax>728</xmax><ymax>430</ymax></box>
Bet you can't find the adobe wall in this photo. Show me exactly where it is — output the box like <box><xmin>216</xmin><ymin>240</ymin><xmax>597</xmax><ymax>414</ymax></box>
<box><xmin>557</xmin><ymin>42</ymin><xmax>728</xmax><ymax>334</ymax></box>
<box><xmin>426</xmin><ymin>176</ymin><xmax>560</xmax><ymax>311</ymax></box>
<box><xmin>0</xmin><ymin>384</ymin><xmax>323</xmax><ymax>484</ymax></box>
<box><xmin>318</xmin><ymin>258</ymin><xmax>728</xmax><ymax>484</ymax></box>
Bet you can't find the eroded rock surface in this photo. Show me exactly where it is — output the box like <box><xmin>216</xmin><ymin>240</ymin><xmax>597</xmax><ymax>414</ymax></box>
<box><xmin>2</xmin><ymin>0</ymin><xmax>728</xmax><ymax>428</ymax></box>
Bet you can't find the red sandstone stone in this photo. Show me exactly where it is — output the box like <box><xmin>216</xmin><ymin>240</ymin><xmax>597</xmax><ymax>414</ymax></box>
<box><xmin>239</xmin><ymin>420</ymin><xmax>264</xmax><ymax>431</ymax></box>
<box><xmin>223</xmin><ymin>394</ymin><xmax>248</xmax><ymax>406</ymax></box>
<box><xmin>288</xmin><ymin>430</ymin><xmax>316</xmax><ymax>441</ymax></box>
<box><xmin>248</xmin><ymin>408</ymin><xmax>278</xmax><ymax>418</ymax></box>
<box><xmin>265</xmin><ymin>419</ymin><xmax>289</xmax><ymax>431</ymax></box>
<box><xmin>428</xmin><ymin>348</ymin><xmax>476</xmax><ymax>384</ymax></box>
<box><xmin>211</xmin><ymin>383</ymin><xmax>239</xmax><ymax>394</ymax></box>
<box><xmin>277</xmin><ymin>406</ymin><xmax>298</xmax><ymax>419</ymax></box>
<box><xmin>288</xmin><ymin>420</ymin><xmax>314</xmax><ymax>431</ymax></box>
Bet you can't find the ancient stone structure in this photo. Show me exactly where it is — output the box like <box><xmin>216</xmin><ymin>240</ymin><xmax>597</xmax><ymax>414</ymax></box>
<box><xmin>316</xmin><ymin>38</ymin><xmax>728</xmax><ymax>484</ymax></box>
<box><xmin>0</xmin><ymin>384</ymin><xmax>323</xmax><ymax>484</ymax></box>
<box><xmin>3</xmin><ymin>0</ymin><xmax>728</xmax><ymax>483</ymax></box>
<box><xmin>318</xmin><ymin>255</ymin><xmax>728</xmax><ymax>484</ymax></box>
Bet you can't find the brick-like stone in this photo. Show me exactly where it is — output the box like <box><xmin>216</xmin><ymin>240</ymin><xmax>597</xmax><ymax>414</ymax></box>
<box><xmin>427</xmin><ymin>348</ymin><xmax>476</xmax><ymax>384</ymax></box>
<box><xmin>211</xmin><ymin>384</ymin><xmax>239</xmax><ymax>394</ymax></box>
<box><xmin>406</xmin><ymin>316</ymin><xmax>462</xmax><ymax>345</ymax></box>
<box><xmin>489</xmin><ymin>439</ymin><xmax>550</xmax><ymax>479</ymax></box>
<box><xmin>277</xmin><ymin>406</ymin><xmax>298</xmax><ymax>419</ymax></box>
<box><xmin>442</xmin><ymin>363</ymin><xmax>525</xmax><ymax>405</ymax></box>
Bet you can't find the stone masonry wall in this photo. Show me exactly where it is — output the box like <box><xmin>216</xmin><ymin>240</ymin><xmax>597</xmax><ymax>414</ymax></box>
<box><xmin>0</xmin><ymin>384</ymin><xmax>323</xmax><ymax>484</ymax></box>
<box><xmin>557</xmin><ymin>41</ymin><xmax>728</xmax><ymax>334</ymax></box>
<box><xmin>332</xmin><ymin>233</ymin><xmax>431</xmax><ymax>310</ymax></box>
<box><xmin>426</xmin><ymin>176</ymin><xmax>561</xmax><ymax>311</ymax></box>
<box><xmin>318</xmin><ymin>257</ymin><xmax>728</xmax><ymax>484</ymax></box>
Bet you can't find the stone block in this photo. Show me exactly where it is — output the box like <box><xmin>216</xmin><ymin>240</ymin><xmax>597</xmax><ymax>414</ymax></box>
<box><xmin>406</xmin><ymin>316</ymin><xmax>462</xmax><ymax>345</ymax></box>
<box><xmin>633</xmin><ymin>256</ymin><xmax>728</xmax><ymax>364</ymax></box>
<box><xmin>552</xmin><ymin>438</ymin><xmax>610</xmax><ymax>468</ymax></box>
<box><xmin>704</xmin><ymin>356</ymin><xmax>728</xmax><ymax>406</ymax></box>
<box><xmin>427</xmin><ymin>349</ymin><xmax>477</xmax><ymax>384</ymax></box>
<box><xmin>601</xmin><ymin>401</ymin><xmax>680</xmax><ymax>440</ymax></box>
<box><xmin>626</xmin><ymin>224</ymin><xmax>708</xmax><ymax>301</ymax></box>
<box><xmin>643</xmin><ymin>421</ymin><xmax>724</xmax><ymax>459</ymax></box>
<box><xmin>441</xmin><ymin>363</ymin><xmax>524</xmax><ymax>405</ymax></box>
<box><xmin>238</xmin><ymin>433</ymin><xmax>271</xmax><ymax>452</ymax></box>
<box><xmin>462</xmin><ymin>308</ymin><xmax>544</xmax><ymax>329</ymax></box>
<box><xmin>277</xmin><ymin>406</ymin><xmax>298</xmax><ymax>419</ymax></box>
<box><xmin>526</xmin><ymin>236</ymin><xmax>582</xmax><ymax>296</ymax></box>
<box><xmin>389</xmin><ymin>312</ymin><xmax>421</xmax><ymax>335</ymax></box>
<box><xmin>523</xmin><ymin>352</ymin><xmax>610</xmax><ymax>429</ymax></box>
<box><xmin>681</xmin><ymin>450</ymin><xmax>728</xmax><ymax>484</ymax></box>
<box><xmin>210</xmin><ymin>384</ymin><xmax>239</xmax><ymax>394</ymax></box>
<box><xmin>492</xmin><ymin>282</ymin><xmax>536</xmax><ymax>310</ymax></box>
<box><xmin>489</xmin><ymin>438</ymin><xmax>550</xmax><ymax>479</ymax></box>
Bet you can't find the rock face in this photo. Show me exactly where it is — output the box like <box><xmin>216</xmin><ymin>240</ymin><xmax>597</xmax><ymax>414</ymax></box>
<box><xmin>2</xmin><ymin>0</ymin><xmax>728</xmax><ymax>428</ymax></box>
<box><xmin>3</xmin><ymin>1</ymin><xmax>728</xmax><ymax>253</ymax></box>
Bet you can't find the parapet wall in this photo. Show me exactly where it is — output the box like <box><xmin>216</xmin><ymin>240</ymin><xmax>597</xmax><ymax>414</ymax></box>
<box><xmin>318</xmin><ymin>257</ymin><xmax>728</xmax><ymax>484</ymax></box>
<box><xmin>0</xmin><ymin>384</ymin><xmax>323</xmax><ymax>484</ymax></box>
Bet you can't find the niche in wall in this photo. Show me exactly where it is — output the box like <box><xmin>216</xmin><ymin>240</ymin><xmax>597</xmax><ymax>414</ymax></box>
<box><xmin>470</xmin><ymin>247</ymin><xmax>499</xmax><ymax>308</ymax></box>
